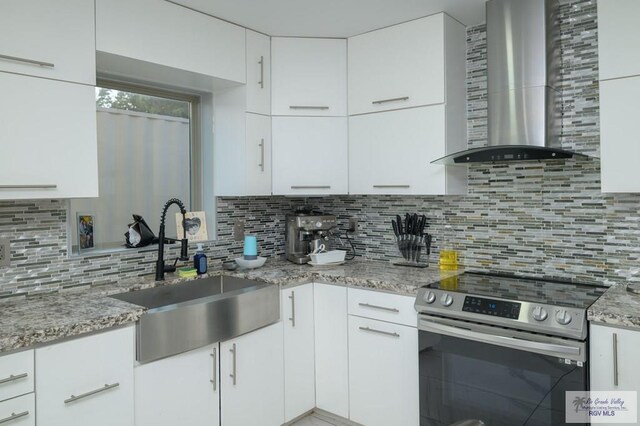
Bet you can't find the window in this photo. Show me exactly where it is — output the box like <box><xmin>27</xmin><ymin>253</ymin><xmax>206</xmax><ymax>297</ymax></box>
<box><xmin>70</xmin><ymin>81</ymin><xmax>202</xmax><ymax>253</ymax></box>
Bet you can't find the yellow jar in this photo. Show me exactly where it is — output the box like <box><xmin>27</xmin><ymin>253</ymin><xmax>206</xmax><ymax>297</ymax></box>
<box><xmin>439</xmin><ymin>249</ymin><xmax>458</xmax><ymax>270</ymax></box>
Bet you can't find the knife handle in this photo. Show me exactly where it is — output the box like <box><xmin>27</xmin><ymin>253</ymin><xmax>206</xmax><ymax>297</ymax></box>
<box><xmin>392</xmin><ymin>220</ymin><xmax>399</xmax><ymax>237</ymax></box>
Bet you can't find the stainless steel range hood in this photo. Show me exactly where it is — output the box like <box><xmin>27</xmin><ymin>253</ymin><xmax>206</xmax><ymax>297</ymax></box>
<box><xmin>433</xmin><ymin>0</ymin><xmax>588</xmax><ymax>165</ymax></box>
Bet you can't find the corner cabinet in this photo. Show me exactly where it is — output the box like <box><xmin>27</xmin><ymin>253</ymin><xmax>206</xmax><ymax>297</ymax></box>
<box><xmin>35</xmin><ymin>326</ymin><xmax>135</xmax><ymax>426</ymax></box>
<box><xmin>220</xmin><ymin>322</ymin><xmax>284</xmax><ymax>426</ymax></box>
<box><xmin>134</xmin><ymin>344</ymin><xmax>219</xmax><ymax>426</ymax></box>
<box><xmin>0</xmin><ymin>73</ymin><xmax>98</xmax><ymax>199</ymax></box>
<box><xmin>347</xmin><ymin>13</ymin><xmax>467</xmax><ymax>195</ymax></box>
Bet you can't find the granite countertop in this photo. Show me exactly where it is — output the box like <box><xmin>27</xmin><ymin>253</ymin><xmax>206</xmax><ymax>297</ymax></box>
<box><xmin>0</xmin><ymin>259</ymin><xmax>462</xmax><ymax>354</ymax></box>
<box><xmin>588</xmin><ymin>283</ymin><xmax>640</xmax><ymax>329</ymax></box>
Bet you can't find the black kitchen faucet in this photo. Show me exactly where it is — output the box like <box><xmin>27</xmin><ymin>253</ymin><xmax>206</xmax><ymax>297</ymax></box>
<box><xmin>155</xmin><ymin>198</ymin><xmax>190</xmax><ymax>281</ymax></box>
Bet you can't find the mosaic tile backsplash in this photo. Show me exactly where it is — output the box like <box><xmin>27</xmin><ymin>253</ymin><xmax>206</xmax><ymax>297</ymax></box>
<box><xmin>1</xmin><ymin>0</ymin><xmax>637</xmax><ymax>295</ymax></box>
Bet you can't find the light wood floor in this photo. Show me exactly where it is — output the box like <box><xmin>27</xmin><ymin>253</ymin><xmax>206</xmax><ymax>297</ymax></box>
<box><xmin>290</xmin><ymin>412</ymin><xmax>351</xmax><ymax>426</ymax></box>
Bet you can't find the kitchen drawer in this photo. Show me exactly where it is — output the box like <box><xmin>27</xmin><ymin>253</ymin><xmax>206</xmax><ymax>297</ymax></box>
<box><xmin>0</xmin><ymin>393</ymin><xmax>35</xmax><ymax>426</ymax></box>
<box><xmin>35</xmin><ymin>326</ymin><xmax>134</xmax><ymax>426</ymax></box>
<box><xmin>0</xmin><ymin>350</ymin><xmax>33</xmax><ymax>402</ymax></box>
<box><xmin>347</xmin><ymin>288</ymin><xmax>417</xmax><ymax>327</ymax></box>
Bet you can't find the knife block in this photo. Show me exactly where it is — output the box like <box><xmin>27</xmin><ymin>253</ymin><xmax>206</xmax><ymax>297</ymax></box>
<box><xmin>393</xmin><ymin>239</ymin><xmax>429</xmax><ymax>268</ymax></box>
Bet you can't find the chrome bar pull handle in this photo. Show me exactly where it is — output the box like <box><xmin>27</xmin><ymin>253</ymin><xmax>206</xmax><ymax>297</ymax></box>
<box><xmin>289</xmin><ymin>291</ymin><xmax>296</xmax><ymax>327</ymax></box>
<box><xmin>613</xmin><ymin>333</ymin><xmax>619</xmax><ymax>386</ymax></box>
<box><xmin>358</xmin><ymin>302</ymin><xmax>400</xmax><ymax>313</ymax></box>
<box><xmin>0</xmin><ymin>373</ymin><xmax>28</xmax><ymax>385</ymax></box>
<box><xmin>210</xmin><ymin>348</ymin><xmax>217</xmax><ymax>391</ymax></box>
<box><xmin>0</xmin><ymin>185</ymin><xmax>57</xmax><ymax>189</ymax></box>
<box><xmin>64</xmin><ymin>383</ymin><xmax>120</xmax><ymax>404</ymax></box>
<box><xmin>0</xmin><ymin>54</ymin><xmax>54</xmax><ymax>69</ymax></box>
<box><xmin>372</xmin><ymin>96</ymin><xmax>409</xmax><ymax>105</ymax></box>
<box><xmin>258</xmin><ymin>138</ymin><xmax>265</xmax><ymax>172</ymax></box>
<box><xmin>258</xmin><ymin>56</ymin><xmax>264</xmax><ymax>89</ymax></box>
<box><xmin>359</xmin><ymin>326</ymin><xmax>400</xmax><ymax>338</ymax></box>
<box><xmin>373</xmin><ymin>185</ymin><xmax>410</xmax><ymax>189</ymax></box>
<box><xmin>229</xmin><ymin>343</ymin><xmax>237</xmax><ymax>385</ymax></box>
<box><xmin>289</xmin><ymin>106</ymin><xmax>329</xmax><ymax>110</ymax></box>
<box><xmin>0</xmin><ymin>411</ymin><xmax>29</xmax><ymax>424</ymax></box>
<box><xmin>290</xmin><ymin>185</ymin><xmax>331</xmax><ymax>190</ymax></box>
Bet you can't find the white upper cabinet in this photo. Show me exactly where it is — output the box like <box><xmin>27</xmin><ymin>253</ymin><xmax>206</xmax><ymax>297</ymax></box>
<box><xmin>600</xmin><ymin>76</ymin><xmax>640</xmax><ymax>193</ymax></box>
<box><xmin>597</xmin><ymin>0</ymin><xmax>640</xmax><ymax>81</ymax></box>
<box><xmin>0</xmin><ymin>0</ymin><xmax>95</xmax><ymax>85</ymax></box>
<box><xmin>348</xmin><ymin>14</ymin><xmax>448</xmax><ymax>115</ymax></box>
<box><xmin>96</xmin><ymin>0</ymin><xmax>245</xmax><ymax>83</ymax></box>
<box><xmin>349</xmin><ymin>105</ymin><xmax>466</xmax><ymax>195</ymax></box>
<box><xmin>246</xmin><ymin>30</ymin><xmax>271</xmax><ymax>115</ymax></box>
<box><xmin>0</xmin><ymin>73</ymin><xmax>98</xmax><ymax>199</ymax></box>
<box><xmin>272</xmin><ymin>117</ymin><xmax>349</xmax><ymax>195</ymax></box>
<box><xmin>271</xmin><ymin>38</ymin><xmax>347</xmax><ymax>116</ymax></box>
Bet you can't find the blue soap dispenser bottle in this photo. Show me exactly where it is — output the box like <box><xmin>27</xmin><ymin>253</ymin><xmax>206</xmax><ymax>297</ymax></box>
<box><xmin>194</xmin><ymin>243</ymin><xmax>207</xmax><ymax>275</ymax></box>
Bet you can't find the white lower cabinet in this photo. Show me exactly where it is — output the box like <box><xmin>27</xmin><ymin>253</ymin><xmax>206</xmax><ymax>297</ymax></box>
<box><xmin>0</xmin><ymin>350</ymin><xmax>33</xmax><ymax>403</ymax></box>
<box><xmin>134</xmin><ymin>344</ymin><xmax>219</xmax><ymax>426</ymax></box>
<box><xmin>348</xmin><ymin>315</ymin><xmax>419</xmax><ymax>426</ymax></box>
<box><xmin>590</xmin><ymin>323</ymin><xmax>640</xmax><ymax>390</ymax></box>
<box><xmin>314</xmin><ymin>283</ymin><xmax>349</xmax><ymax>419</ymax></box>
<box><xmin>35</xmin><ymin>326</ymin><xmax>135</xmax><ymax>426</ymax></box>
<box><xmin>282</xmin><ymin>284</ymin><xmax>316</xmax><ymax>422</ymax></box>
<box><xmin>0</xmin><ymin>393</ymin><xmax>35</xmax><ymax>426</ymax></box>
<box><xmin>220</xmin><ymin>322</ymin><xmax>284</xmax><ymax>426</ymax></box>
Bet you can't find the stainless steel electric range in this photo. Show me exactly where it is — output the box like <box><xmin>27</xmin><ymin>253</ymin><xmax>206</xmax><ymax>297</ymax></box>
<box><xmin>415</xmin><ymin>272</ymin><xmax>607</xmax><ymax>426</ymax></box>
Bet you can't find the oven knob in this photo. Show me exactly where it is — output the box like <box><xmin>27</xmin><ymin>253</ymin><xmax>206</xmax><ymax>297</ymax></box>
<box><xmin>532</xmin><ymin>306</ymin><xmax>548</xmax><ymax>321</ymax></box>
<box><xmin>423</xmin><ymin>291</ymin><xmax>436</xmax><ymax>304</ymax></box>
<box><xmin>555</xmin><ymin>309</ymin><xmax>572</xmax><ymax>325</ymax></box>
<box><xmin>315</xmin><ymin>221</ymin><xmax>322</xmax><ymax>228</ymax></box>
<box><xmin>440</xmin><ymin>293</ymin><xmax>454</xmax><ymax>307</ymax></box>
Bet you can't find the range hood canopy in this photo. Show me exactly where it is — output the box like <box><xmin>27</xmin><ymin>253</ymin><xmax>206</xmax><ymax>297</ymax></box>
<box><xmin>433</xmin><ymin>0</ymin><xmax>590</xmax><ymax>166</ymax></box>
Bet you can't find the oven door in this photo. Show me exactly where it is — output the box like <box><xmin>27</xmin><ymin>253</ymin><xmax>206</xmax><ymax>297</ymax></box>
<box><xmin>418</xmin><ymin>315</ymin><xmax>588</xmax><ymax>426</ymax></box>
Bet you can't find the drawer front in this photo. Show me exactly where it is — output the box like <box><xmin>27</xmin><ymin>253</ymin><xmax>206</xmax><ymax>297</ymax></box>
<box><xmin>348</xmin><ymin>288</ymin><xmax>417</xmax><ymax>327</ymax></box>
<box><xmin>0</xmin><ymin>351</ymin><xmax>33</xmax><ymax>402</ymax></box>
<box><xmin>0</xmin><ymin>393</ymin><xmax>35</xmax><ymax>426</ymax></box>
<box><xmin>36</xmin><ymin>326</ymin><xmax>134</xmax><ymax>426</ymax></box>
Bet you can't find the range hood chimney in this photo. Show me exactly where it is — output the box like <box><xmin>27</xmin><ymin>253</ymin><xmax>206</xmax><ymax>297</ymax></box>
<box><xmin>433</xmin><ymin>0</ymin><xmax>587</xmax><ymax>165</ymax></box>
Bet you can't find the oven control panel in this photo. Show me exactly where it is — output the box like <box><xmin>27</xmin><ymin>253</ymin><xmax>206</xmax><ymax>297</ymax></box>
<box><xmin>462</xmin><ymin>296</ymin><xmax>521</xmax><ymax>319</ymax></box>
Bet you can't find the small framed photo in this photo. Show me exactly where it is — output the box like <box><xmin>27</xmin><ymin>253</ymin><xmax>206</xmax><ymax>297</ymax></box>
<box><xmin>176</xmin><ymin>211</ymin><xmax>208</xmax><ymax>242</ymax></box>
<box><xmin>77</xmin><ymin>213</ymin><xmax>96</xmax><ymax>253</ymax></box>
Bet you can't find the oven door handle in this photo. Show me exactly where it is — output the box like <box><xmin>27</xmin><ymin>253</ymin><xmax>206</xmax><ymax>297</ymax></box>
<box><xmin>420</xmin><ymin>319</ymin><xmax>583</xmax><ymax>360</ymax></box>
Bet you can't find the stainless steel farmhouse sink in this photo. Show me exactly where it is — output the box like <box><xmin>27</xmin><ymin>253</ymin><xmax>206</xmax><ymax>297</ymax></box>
<box><xmin>110</xmin><ymin>275</ymin><xmax>279</xmax><ymax>363</ymax></box>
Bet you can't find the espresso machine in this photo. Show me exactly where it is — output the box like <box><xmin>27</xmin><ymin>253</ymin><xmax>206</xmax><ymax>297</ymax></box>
<box><xmin>285</xmin><ymin>212</ymin><xmax>337</xmax><ymax>264</ymax></box>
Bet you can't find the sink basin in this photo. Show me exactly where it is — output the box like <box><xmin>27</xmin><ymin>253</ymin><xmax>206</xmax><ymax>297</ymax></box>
<box><xmin>110</xmin><ymin>275</ymin><xmax>279</xmax><ymax>363</ymax></box>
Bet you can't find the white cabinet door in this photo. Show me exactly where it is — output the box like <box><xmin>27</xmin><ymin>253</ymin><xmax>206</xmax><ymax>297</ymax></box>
<box><xmin>598</xmin><ymin>0</ymin><xmax>640</xmax><ymax>81</ymax></box>
<box><xmin>35</xmin><ymin>326</ymin><xmax>135</xmax><ymax>426</ymax></box>
<box><xmin>590</xmin><ymin>324</ymin><xmax>640</xmax><ymax>426</ymax></box>
<box><xmin>0</xmin><ymin>0</ymin><xmax>95</xmax><ymax>85</ymax></box>
<box><xmin>348</xmin><ymin>316</ymin><xmax>419</xmax><ymax>426</ymax></box>
<box><xmin>600</xmin><ymin>76</ymin><xmax>640</xmax><ymax>193</ymax></box>
<box><xmin>590</xmin><ymin>324</ymin><xmax>640</xmax><ymax>391</ymax></box>
<box><xmin>314</xmin><ymin>283</ymin><xmax>349</xmax><ymax>419</ymax></box>
<box><xmin>220</xmin><ymin>322</ymin><xmax>284</xmax><ymax>426</ymax></box>
<box><xmin>0</xmin><ymin>73</ymin><xmax>98</xmax><ymax>200</ymax></box>
<box><xmin>272</xmin><ymin>117</ymin><xmax>348</xmax><ymax>195</ymax></box>
<box><xmin>135</xmin><ymin>344</ymin><xmax>219</xmax><ymax>426</ymax></box>
<box><xmin>96</xmin><ymin>0</ymin><xmax>245</xmax><ymax>83</ymax></box>
<box><xmin>282</xmin><ymin>284</ymin><xmax>315</xmax><ymax>422</ymax></box>
<box><xmin>272</xmin><ymin>38</ymin><xmax>347</xmax><ymax>116</ymax></box>
<box><xmin>349</xmin><ymin>105</ymin><xmax>465</xmax><ymax>195</ymax></box>
<box><xmin>245</xmin><ymin>113</ymin><xmax>272</xmax><ymax>196</ymax></box>
<box><xmin>246</xmin><ymin>30</ymin><xmax>271</xmax><ymax>115</ymax></box>
<box><xmin>0</xmin><ymin>393</ymin><xmax>35</xmax><ymax>426</ymax></box>
<box><xmin>0</xmin><ymin>350</ymin><xmax>33</xmax><ymax>402</ymax></box>
<box><xmin>348</xmin><ymin>14</ymin><xmax>445</xmax><ymax>115</ymax></box>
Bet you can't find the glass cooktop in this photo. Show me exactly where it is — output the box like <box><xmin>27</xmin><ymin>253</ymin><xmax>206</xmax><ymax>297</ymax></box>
<box><xmin>426</xmin><ymin>271</ymin><xmax>607</xmax><ymax>310</ymax></box>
